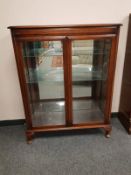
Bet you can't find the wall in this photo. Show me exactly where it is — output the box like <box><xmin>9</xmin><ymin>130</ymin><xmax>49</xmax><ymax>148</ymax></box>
<box><xmin>0</xmin><ymin>0</ymin><xmax>130</xmax><ymax>120</ymax></box>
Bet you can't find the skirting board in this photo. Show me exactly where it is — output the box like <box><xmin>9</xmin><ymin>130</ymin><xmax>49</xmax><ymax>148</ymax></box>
<box><xmin>0</xmin><ymin>113</ymin><xmax>118</xmax><ymax>127</ymax></box>
<box><xmin>0</xmin><ymin>119</ymin><xmax>25</xmax><ymax>127</ymax></box>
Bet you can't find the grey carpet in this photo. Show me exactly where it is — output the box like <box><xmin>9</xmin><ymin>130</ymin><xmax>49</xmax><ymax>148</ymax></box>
<box><xmin>0</xmin><ymin>118</ymin><xmax>131</xmax><ymax>175</ymax></box>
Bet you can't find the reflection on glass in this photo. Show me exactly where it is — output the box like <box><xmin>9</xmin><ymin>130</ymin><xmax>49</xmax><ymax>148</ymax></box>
<box><xmin>22</xmin><ymin>41</ymin><xmax>65</xmax><ymax>126</ymax></box>
<box><xmin>72</xmin><ymin>39</ymin><xmax>111</xmax><ymax>123</ymax></box>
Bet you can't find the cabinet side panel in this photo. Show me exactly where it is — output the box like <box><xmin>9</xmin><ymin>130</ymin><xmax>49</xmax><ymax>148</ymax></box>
<box><xmin>105</xmin><ymin>27</ymin><xmax>120</xmax><ymax>122</ymax></box>
<box><xmin>10</xmin><ymin>30</ymin><xmax>33</xmax><ymax>129</ymax></box>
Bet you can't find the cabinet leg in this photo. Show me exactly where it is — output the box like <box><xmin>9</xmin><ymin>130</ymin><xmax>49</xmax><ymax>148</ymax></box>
<box><xmin>129</xmin><ymin>127</ymin><xmax>131</xmax><ymax>134</ymax></box>
<box><xmin>26</xmin><ymin>131</ymin><xmax>34</xmax><ymax>144</ymax></box>
<box><xmin>104</xmin><ymin>126</ymin><xmax>112</xmax><ymax>138</ymax></box>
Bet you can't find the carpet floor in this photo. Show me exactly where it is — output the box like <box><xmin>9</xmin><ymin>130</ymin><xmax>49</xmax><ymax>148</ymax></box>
<box><xmin>0</xmin><ymin>118</ymin><xmax>131</xmax><ymax>175</ymax></box>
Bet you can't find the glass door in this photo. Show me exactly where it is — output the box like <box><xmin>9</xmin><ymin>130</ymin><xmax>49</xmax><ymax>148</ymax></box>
<box><xmin>21</xmin><ymin>40</ymin><xmax>66</xmax><ymax>127</ymax></box>
<box><xmin>71</xmin><ymin>39</ymin><xmax>112</xmax><ymax>124</ymax></box>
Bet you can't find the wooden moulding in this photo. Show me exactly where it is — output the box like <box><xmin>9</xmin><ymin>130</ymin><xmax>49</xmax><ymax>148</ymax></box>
<box><xmin>8</xmin><ymin>24</ymin><xmax>122</xmax><ymax>38</ymax></box>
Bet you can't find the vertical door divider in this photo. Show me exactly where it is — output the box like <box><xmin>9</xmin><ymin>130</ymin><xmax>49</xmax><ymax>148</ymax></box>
<box><xmin>63</xmin><ymin>37</ymin><xmax>73</xmax><ymax>126</ymax></box>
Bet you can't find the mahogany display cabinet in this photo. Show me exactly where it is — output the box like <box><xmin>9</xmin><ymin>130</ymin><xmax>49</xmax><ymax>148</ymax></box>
<box><xmin>8</xmin><ymin>24</ymin><xmax>121</xmax><ymax>143</ymax></box>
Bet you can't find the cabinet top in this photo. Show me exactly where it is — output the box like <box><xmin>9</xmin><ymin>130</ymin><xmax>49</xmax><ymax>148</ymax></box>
<box><xmin>8</xmin><ymin>24</ymin><xmax>122</xmax><ymax>29</ymax></box>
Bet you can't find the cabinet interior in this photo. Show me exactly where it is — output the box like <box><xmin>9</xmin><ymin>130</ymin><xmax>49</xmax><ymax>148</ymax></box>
<box><xmin>22</xmin><ymin>39</ymin><xmax>111</xmax><ymax>126</ymax></box>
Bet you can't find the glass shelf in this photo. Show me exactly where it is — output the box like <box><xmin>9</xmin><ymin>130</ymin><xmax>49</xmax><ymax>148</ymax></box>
<box><xmin>23</xmin><ymin>47</ymin><xmax>110</xmax><ymax>58</ymax></box>
<box><xmin>23</xmin><ymin>48</ymin><xmax>63</xmax><ymax>57</ymax></box>
<box><xmin>72</xmin><ymin>49</ymin><xmax>110</xmax><ymax>56</ymax></box>
<box><xmin>31</xmin><ymin>99</ymin><xmax>104</xmax><ymax>126</ymax></box>
<box><xmin>26</xmin><ymin>66</ymin><xmax>106</xmax><ymax>84</ymax></box>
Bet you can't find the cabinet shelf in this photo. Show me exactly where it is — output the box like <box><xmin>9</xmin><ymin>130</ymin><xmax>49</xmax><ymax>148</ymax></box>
<box><xmin>32</xmin><ymin>100</ymin><xmax>104</xmax><ymax>127</ymax></box>
<box><xmin>23</xmin><ymin>52</ymin><xmax>110</xmax><ymax>58</ymax></box>
<box><xmin>26</xmin><ymin>66</ymin><xmax>106</xmax><ymax>84</ymax></box>
<box><xmin>23</xmin><ymin>47</ymin><xmax>110</xmax><ymax>58</ymax></box>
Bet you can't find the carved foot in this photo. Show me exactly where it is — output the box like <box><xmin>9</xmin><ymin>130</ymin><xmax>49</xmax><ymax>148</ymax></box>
<box><xmin>106</xmin><ymin>133</ymin><xmax>111</xmax><ymax>138</ymax></box>
<box><xmin>26</xmin><ymin>131</ymin><xmax>34</xmax><ymax>144</ymax></box>
<box><xmin>105</xmin><ymin>126</ymin><xmax>112</xmax><ymax>138</ymax></box>
<box><xmin>27</xmin><ymin>140</ymin><xmax>32</xmax><ymax>144</ymax></box>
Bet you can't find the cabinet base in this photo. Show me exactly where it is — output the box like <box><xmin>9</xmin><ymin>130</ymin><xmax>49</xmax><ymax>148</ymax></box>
<box><xmin>118</xmin><ymin>112</ymin><xmax>131</xmax><ymax>134</ymax></box>
<box><xmin>26</xmin><ymin>123</ymin><xmax>112</xmax><ymax>143</ymax></box>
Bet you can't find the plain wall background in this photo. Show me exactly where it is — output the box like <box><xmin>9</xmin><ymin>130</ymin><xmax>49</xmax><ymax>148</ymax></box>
<box><xmin>0</xmin><ymin>0</ymin><xmax>130</xmax><ymax>120</ymax></box>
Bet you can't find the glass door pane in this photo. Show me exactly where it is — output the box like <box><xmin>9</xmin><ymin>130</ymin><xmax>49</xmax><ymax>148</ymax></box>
<box><xmin>71</xmin><ymin>39</ymin><xmax>112</xmax><ymax>123</ymax></box>
<box><xmin>22</xmin><ymin>41</ymin><xmax>65</xmax><ymax>126</ymax></box>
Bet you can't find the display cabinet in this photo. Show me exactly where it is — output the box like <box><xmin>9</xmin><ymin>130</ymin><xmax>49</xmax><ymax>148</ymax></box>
<box><xmin>8</xmin><ymin>24</ymin><xmax>121</xmax><ymax>143</ymax></box>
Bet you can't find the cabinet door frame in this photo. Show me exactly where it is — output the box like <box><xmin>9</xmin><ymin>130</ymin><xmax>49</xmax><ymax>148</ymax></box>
<box><xmin>66</xmin><ymin>34</ymin><xmax>118</xmax><ymax>124</ymax></box>
<box><xmin>12</xmin><ymin>36</ymin><xmax>72</xmax><ymax>129</ymax></box>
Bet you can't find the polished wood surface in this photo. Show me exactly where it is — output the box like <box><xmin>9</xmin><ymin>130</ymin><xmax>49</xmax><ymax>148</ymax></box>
<box><xmin>119</xmin><ymin>14</ymin><xmax>131</xmax><ymax>134</ymax></box>
<box><xmin>9</xmin><ymin>24</ymin><xmax>121</xmax><ymax>143</ymax></box>
<box><xmin>8</xmin><ymin>24</ymin><xmax>122</xmax><ymax>29</ymax></box>
<box><xmin>63</xmin><ymin>38</ymin><xmax>73</xmax><ymax>126</ymax></box>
